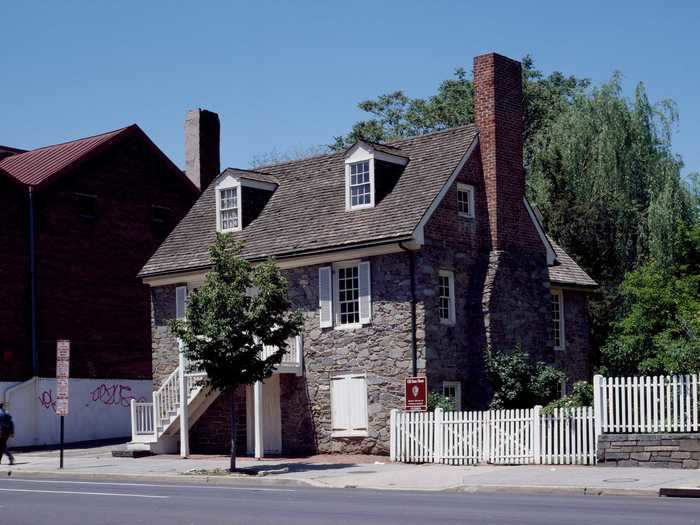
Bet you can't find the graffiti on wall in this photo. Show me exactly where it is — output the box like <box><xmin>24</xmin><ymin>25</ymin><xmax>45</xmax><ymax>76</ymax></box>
<box><xmin>89</xmin><ymin>383</ymin><xmax>147</xmax><ymax>407</ymax></box>
<box><xmin>38</xmin><ymin>389</ymin><xmax>56</xmax><ymax>410</ymax></box>
<box><xmin>38</xmin><ymin>383</ymin><xmax>147</xmax><ymax>410</ymax></box>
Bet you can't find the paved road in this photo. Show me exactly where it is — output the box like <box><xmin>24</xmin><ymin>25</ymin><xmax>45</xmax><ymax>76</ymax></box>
<box><xmin>1</xmin><ymin>475</ymin><xmax>700</xmax><ymax>525</ymax></box>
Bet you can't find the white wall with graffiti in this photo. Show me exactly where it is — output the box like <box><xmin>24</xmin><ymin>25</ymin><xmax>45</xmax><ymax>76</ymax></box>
<box><xmin>0</xmin><ymin>377</ymin><xmax>152</xmax><ymax>447</ymax></box>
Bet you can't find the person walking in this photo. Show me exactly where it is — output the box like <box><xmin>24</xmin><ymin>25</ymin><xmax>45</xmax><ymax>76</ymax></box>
<box><xmin>0</xmin><ymin>403</ymin><xmax>15</xmax><ymax>465</ymax></box>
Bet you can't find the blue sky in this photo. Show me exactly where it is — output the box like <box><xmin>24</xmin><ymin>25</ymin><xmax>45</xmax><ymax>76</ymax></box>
<box><xmin>2</xmin><ymin>1</ymin><xmax>698</xmax><ymax>176</ymax></box>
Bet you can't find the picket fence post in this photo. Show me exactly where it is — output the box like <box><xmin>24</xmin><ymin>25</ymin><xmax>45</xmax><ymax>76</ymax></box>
<box><xmin>482</xmin><ymin>410</ymin><xmax>491</xmax><ymax>463</ymax></box>
<box><xmin>433</xmin><ymin>408</ymin><xmax>444</xmax><ymax>463</ymax></box>
<box><xmin>390</xmin><ymin>409</ymin><xmax>398</xmax><ymax>462</ymax></box>
<box><xmin>593</xmin><ymin>374</ymin><xmax>604</xmax><ymax>441</ymax></box>
<box><xmin>532</xmin><ymin>405</ymin><xmax>542</xmax><ymax>464</ymax></box>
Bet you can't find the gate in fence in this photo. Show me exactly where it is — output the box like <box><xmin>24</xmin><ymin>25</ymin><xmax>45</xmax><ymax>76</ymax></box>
<box><xmin>390</xmin><ymin>406</ymin><xmax>596</xmax><ymax>465</ymax></box>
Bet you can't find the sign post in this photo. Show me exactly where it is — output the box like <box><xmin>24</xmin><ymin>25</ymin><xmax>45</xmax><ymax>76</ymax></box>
<box><xmin>405</xmin><ymin>376</ymin><xmax>427</xmax><ymax>412</ymax></box>
<box><xmin>55</xmin><ymin>339</ymin><xmax>70</xmax><ymax>469</ymax></box>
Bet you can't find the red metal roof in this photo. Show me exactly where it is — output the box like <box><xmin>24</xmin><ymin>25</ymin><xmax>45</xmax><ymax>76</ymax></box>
<box><xmin>0</xmin><ymin>126</ymin><xmax>132</xmax><ymax>187</ymax></box>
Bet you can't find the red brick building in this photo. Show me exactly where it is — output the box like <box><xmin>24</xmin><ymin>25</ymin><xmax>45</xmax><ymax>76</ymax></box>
<box><xmin>0</xmin><ymin>124</ymin><xmax>203</xmax><ymax>446</ymax></box>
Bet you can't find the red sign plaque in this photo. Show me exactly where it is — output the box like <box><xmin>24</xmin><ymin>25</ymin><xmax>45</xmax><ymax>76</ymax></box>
<box><xmin>405</xmin><ymin>376</ymin><xmax>427</xmax><ymax>411</ymax></box>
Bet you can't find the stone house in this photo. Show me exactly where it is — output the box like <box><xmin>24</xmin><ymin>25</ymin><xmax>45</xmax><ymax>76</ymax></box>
<box><xmin>0</xmin><ymin>124</ymin><xmax>200</xmax><ymax>446</ymax></box>
<box><xmin>134</xmin><ymin>53</ymin><xmax>596</xmax><ymax>457</ymax></box>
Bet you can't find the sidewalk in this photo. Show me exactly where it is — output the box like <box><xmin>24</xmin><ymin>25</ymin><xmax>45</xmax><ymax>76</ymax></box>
<box><xmin>4</xmin><ymin>443</ymin><xmax>700</xmax><ymax>496</ymax></box>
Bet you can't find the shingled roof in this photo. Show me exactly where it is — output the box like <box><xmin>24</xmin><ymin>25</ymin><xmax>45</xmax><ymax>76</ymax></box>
<box><xmin>140</xmin><ymin>124</ymin><xmax>597</xmax><ymax>290</ymax></box>
<box><xmin>547</xmin><ymin>237</ymin><xmax>598</xmax><ymax>289</ymax></box>
<box><xmin>140</xmin><ymin>125</ymin><xmax>479</xmax><ymax>277</ymax></box>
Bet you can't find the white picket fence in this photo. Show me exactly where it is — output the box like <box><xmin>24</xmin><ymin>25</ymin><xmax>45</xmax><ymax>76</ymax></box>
<box><xmin>594</xmin><ymin>374</ymin><xmax>700</xmax><ymax>434</ymax></box>
<box><xmin>390</xmin><ymin>406</ymin><xmax>596</xmax><ymax>465</ymax></box>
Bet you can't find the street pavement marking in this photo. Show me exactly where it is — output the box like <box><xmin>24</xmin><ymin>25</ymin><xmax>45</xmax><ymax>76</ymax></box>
<box><xmin>0</xmin><ymin>488</ymin><xmax>168</xmax><ymax>498</ymax></box>
<box><xmin>3</xmin><ymin>479</ymin><xmax>296</xmax><ymax>492</ymax></box>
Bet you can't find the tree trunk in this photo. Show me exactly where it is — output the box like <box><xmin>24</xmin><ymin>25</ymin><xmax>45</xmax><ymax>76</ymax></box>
<box><xmin>229</xmin><ymin>387</ymin><xmax>237</xmax><ymax>472</ymax></box>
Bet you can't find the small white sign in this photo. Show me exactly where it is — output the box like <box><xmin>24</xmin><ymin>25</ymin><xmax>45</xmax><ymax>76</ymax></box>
<box><xmin>55</xmin><ymin>399</ymin><xmax>69</xmax><ymax>416</ymax></box>
<box><xmin>56</xmin><ymin>340</ymin><xmax>70</xmax><ymax>416</ymax></box>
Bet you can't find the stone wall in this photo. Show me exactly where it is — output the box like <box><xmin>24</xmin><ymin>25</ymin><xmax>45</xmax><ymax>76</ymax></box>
<box><xmin>150</xmin><ymin>284</ymin><xmax>184</xmax><ymax>389</ymax></box>
<box><xmin>282</xmin><ymin>252</ymin><xmax>418</xmax><ymax>455</ymax></box>
<box><xmin>598</xmin><ymin>433</ymin><xmax>700</xmax><ymax>469</ymax></box>
<box><xmin>555</xmin><ymin>289</ymin><xmax>592</xmax><ymax>384</ymax></box>
<box><xmin>189</xmin><ymin>387</ymin><xmax>247</xmax><ymax>455</ymax></box>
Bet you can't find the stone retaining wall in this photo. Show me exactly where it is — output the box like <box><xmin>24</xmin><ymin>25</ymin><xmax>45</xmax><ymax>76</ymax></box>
<box><xmin>598</xmin><ymin>433</ymin><xmax>700</xmax><ymax>469</ymax></box>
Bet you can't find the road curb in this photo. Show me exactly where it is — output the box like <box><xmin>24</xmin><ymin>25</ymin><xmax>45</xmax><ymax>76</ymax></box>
<box><xmin>454</xmin><ymin>484</ymin><xmax>659</xmax><ymax>497</ymax></box>
<box><xmin>0</xmin><ymin>468</ymin><xmax>318</xmax><ymax>489</ymax></box>
<box><xmin>0</xmin><ymin>469</ymin><xmax>670</xmax><ymax>497</ymax></box>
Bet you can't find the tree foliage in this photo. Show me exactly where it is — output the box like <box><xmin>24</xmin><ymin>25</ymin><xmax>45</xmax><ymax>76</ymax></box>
<box><xmin>600</xmin><ymin>223</ymin><xmax>700</xmax><ymax>376</ymax></box>
<box><xmin>485</xmin><ymin>346</ymin><xmax>565</xmax><ymax>409</ymax></box>
<box><xmin>543</xmin><ymin>381</ymin><xmax>594</xmax><ymax>414</ymax></box>
<box><xmin>170</xmin><ymin>234</ymin><xmax>303</xmax><ymax>470</ymax></box>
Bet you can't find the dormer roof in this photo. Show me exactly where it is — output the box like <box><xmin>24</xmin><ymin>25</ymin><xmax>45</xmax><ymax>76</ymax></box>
<box><xmin>344</xmin><ymin>139</ymin><xmax>409</xmax><ymax>166</ymax></box>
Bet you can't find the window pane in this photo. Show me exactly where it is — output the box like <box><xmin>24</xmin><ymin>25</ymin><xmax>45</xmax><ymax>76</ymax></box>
<box><xmin>219</xmin><ymin>188</ymin><xmax>239</xmax><ymax>230</ymax></box>
<box><xmin>349</xmin><ymin>161</ymin><xmax>371</xmax><ymax>207</ymax></box>
<box><xmin>551</xmin><ymin>292</ymin><xmax>562</xmax><ymax>348</ymax></box>
<box><xmin>337</xmin><ymin>265</ymin><xmax>360</xmax><ymax>325</ymax></box>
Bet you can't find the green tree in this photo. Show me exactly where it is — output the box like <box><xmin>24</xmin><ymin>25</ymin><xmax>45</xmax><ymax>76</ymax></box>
<box><xmin>601</xmin><ymin>223</ymin><xmax>700</xmax><ymax>376</ymax></box>
<box><xmin>485</xmin><ymin>345</ymin><xmax>565</xmax><ymax>409</ymax></box>
<box><xmin>170</xmin><ymin>234</ymin><xmax>303</xmax><ymax>471</ymax></box>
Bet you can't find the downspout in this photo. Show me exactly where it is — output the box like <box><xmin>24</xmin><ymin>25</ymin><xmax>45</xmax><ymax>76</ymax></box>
<box><xmin>399</xmin><ymin>243</ymin><xmax>418</xmax><ymax>377</ymax></box>
<box><xmin>28</xmin><ymin>187</ymin><xmax>38</xmax><ymax>377</ymax></box>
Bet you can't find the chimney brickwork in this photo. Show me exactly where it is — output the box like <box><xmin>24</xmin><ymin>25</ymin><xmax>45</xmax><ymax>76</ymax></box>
<box><xmin>185</xmin><ymin>109</ymin><xmax>220</xmax><ymax>191</ymax></box>
<box><xmin>473</xmin><ymin>53</ymin><xmax>541</xmax><ymax>253</ymax></box>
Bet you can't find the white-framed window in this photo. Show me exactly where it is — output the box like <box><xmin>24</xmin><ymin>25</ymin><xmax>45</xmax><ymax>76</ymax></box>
<box><xmin>551</xmin><ymin>288</ymin><xmax>565</xmax><ymax>351</ymax></box>
<box><xmin>330</xmin><ymin>374</ymin><xmax>368</xmax><ymax>437</ymax></box>
<box><xmin>438</xmin><ymin>270</ymin><xmax>456</xmax><ymax>325</ymax></box>
<box><xmin>457</xmin><ymin>183</ymin><xmax>475</xmax><ymax>219</ymax></box>
<box><xmin>345</xmin><ymin>160</ymin><xmax>374</xmax><ymax>210</ymax></box>
<box><xmin>218</xmin><ymin>187</ymin><xmax>240</xmax><ymax>231</ymax></box>
<box><xmin>337</xmin><ymin>263</ymin><xmax>360</xmax><ymax>326</ymax></box>
<box><xmin>319</xmin><ymin>261</ymin><xmax>371</xmax><ymax>329</ymax></box>
<box><xmin>349</xmin><ymin>160</ymin><xmax>372</xmax><ymax>208</ymax></box>
<box><xmin>442</xmin><ymin>381</ymin><xmax>462</xmax><ymax>411</ymax></box>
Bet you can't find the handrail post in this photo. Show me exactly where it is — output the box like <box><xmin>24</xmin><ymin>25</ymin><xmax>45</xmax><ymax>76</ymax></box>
<box><xmin>179</xmin><ymin>341</ymin><xmax>190</xmax><ymax>458</ymax></box>
<box><xmin>130</xmin><ymin>398</ymin><xmax>137</xmax><ymax>440</ymax></box>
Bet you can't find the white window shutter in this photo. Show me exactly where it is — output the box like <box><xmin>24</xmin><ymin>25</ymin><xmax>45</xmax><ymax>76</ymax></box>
<box><xmin>318</xmin><ymin>266</ymin><xmax>333</xmax><ymax>328</ymax></box>
<box><xmin>175</xmin><ymin>286</ymin><xmax>188</xmax><ymax>320</ymax></box>
<box><xmin>358</xmin><ymin>261</ymin><xmax>371</xmax><ymax>324</ymax></box>
<box><xmin>331</xmin><ymin>377</ymin><xmax>349</xmax><ymax>432</ymax></box>
<box><xmin>349</xmin><ymin>375</ymin><xmax>368</xmax><ymax>431</ymax></box>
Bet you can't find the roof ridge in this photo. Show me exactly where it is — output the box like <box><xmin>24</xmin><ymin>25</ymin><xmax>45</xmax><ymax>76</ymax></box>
<box><xmin>253</xmin><ymin>124</ymin><xmax>478</xmax><ymax>171</ymax></box>
<box><xmin>10</xmin><ymin>125</ymin><xmax>133</xmax><ymax>155</ymax></box>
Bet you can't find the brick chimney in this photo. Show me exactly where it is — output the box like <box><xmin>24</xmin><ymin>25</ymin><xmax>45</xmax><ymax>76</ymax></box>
<box><xmin>473</xmin><ymin>53</ymin><xmax>525</xmax><ymax>252</ymax></box>
<box><xmin>185</xmin><ymin>109</ymin><xmax>220</xmax><ymax>191</ymax></box>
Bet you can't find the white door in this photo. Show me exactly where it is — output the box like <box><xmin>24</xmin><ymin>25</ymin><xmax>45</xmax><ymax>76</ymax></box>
<box><xmin>246</xmin><ymin>375</ymin><xmax>282</xmax><ymax>455</ymax></box>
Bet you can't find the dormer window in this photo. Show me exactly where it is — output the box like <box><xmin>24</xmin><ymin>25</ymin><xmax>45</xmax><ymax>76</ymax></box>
<box><xmin>349</xmin><ymin>160</ymin><xmax>372</xmax><ymax>208</ymax></box>
<box><xmin>215</xmin><ymin>168</ymin><xmax>278</xmax><ymax>233</ymax></box>
<box><xmin>219</xmin><ymin>187</ymin><xmax>240</xmax><ymax>231</ymax></box>
<box><xmin>344</xmin><ymin>140</ymin><xmax>408</xmax><ymax>211</ymax></box>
